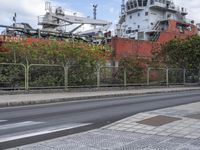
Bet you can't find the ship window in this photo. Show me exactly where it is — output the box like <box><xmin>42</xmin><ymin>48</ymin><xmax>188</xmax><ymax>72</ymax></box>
<box><xmin>150</xmin><ymin>0</ymin><xmax>154</xmax><ymax>5</ymax></box>
<box><xmin>145</xmin><ymin>12</ymin><xmax>149</xmax><ymax>16</ymax></box>
<box><xmin>130</xmin><ymin>1</ymin><xmax>134</xmax><ymax>8</ymax></box>
<box><xmin>138</xmin><ymin>25</ymin><xmax>140</xmax><ymax>28</ymax></box>
<box><xmin>130</xmin><ymin>15</ymin><xmax>132</xmax><ymax>19</ymax></box>
<box><xmin>126</xmin><ymin>30</ymin><xmax>132</xmax><ymax>34</ymax></box>
<box><xmin>138</xmin><ymin>13</ymin><xmax>140</xmax><ymax>16</ymax></box>
<box><xmin>134</xmin><ymin>0</ymin><xmax>137</xmax><ymax>7</ymax></box>
<box><xmin>138</xmin><ymin>0</ymin><xmax>142</xmax><ymax>7</ymax></box>
<box><xmin>143</xmin><ymin>0</ymin><xmax>148</xmax><ymax>6</ymax></box>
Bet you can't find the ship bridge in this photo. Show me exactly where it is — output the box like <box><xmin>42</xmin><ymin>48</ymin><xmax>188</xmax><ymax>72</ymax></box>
<box><xmin>126</xmin><ymin>0</ymin><xmax>187</xmax><ymax>15</ymax></box>
<box><xmin>126</xmin><ymin>0</ymin><xmax>148</xmax><ymax>13</ymax></box>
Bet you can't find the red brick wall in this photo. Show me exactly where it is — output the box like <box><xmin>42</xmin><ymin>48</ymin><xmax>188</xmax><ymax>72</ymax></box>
<box><xmin>111</xmin><ymin>37</ymin><xmax>162</xmax><ymax>59</ymax></box>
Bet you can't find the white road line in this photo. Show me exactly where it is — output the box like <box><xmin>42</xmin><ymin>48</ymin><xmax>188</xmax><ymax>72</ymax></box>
<box><xmin>0</xmin><ymin>121</ymin><xmax>44</xmax><ymax>130</ymax></box>
<box><xmin>0</xmin><ymin>120</ymin><xmax>7</xmax><ymax>123</ymax></box>
<box><xmin>0</xmin><ymin>123</ymin><xmax>91</xmax><ymax>143</ymax></box>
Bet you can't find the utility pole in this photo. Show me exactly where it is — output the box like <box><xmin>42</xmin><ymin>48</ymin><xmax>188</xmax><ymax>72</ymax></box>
<box><xmin>13</xmin><ymin>12</ymin><xmax>17</xmax><ymax>27</ymax></box>
<box><xmin>121</xmin><ymin>0</ymin><xmax>125</xmax><ymax>15</ymax></box>
<box><xmin>93</xmin><ymin>4</ymin><xmax>98</xmax><ymax>29</ymax></box>
<box><xmin>93</xmin><ymin>4</ymin><xmax>98</xmax><ymax>20</ymax></box>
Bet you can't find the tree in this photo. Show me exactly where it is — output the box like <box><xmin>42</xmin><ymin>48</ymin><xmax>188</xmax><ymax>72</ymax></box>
<box><xmin>157</xmin><ymin>35</ymin><xmax>200</xmax><ymax>69</ymax></box>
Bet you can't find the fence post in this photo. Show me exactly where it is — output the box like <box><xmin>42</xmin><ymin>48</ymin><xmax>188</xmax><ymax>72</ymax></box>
<box><xmin>124</xmin><ymin>68</ymin><xmax>127</xmax><ymax>87</ymax></box>
<box><xmin>183</xmin><ymin>68</ymin><xmax>186</xmax><ymax>85</ymax></box>
<box><xmin>198</xmin><ymin>68</ymin><xmax>200</xmax><ymax>84</ymax></box>
<box><xmin>166</xmin><ymin>68</ymin><xmax>169</xmax><ymax>87</ymax></box>
<box><xmin>97</xmin><ymin>65</ymin><xmax>100</xmax><ymax>88</ymax></box>
<box><xmin>147</xmin><ymin>67</ymin><xmax>150</xmax><ymax>86</ymax></box>
<box><xmin>64</xmin><ymin>65</ymin><xmax>69</xmax><ymax>90</ymax></box>
<box><xmin>25</xmin><ymin>63</ymin><xmax>29</xmax><ymax>91</ymax></box>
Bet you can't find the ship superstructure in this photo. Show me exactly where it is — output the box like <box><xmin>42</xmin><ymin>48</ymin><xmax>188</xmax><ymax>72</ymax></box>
<box><xmin>116</xmin><ymin>0</ymin><xmax>194</xmax><ymax>41</ymax></box>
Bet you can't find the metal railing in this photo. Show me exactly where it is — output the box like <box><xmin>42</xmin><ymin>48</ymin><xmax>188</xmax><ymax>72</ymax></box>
<box><xmin>0</xmin><ymin>63</ymin><xmax>199</xmax><ymax>90</ymax></box>
<box><xmin>0</xmin><ymin>63</ymin><xmax>26</xmax><ymax>90</ymax></box>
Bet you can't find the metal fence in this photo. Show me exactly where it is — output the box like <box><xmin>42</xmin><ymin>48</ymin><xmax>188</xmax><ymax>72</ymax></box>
<box><xmin>68</xmin><ymin>65</ymin><xmax>97</xmax><ymax>87</ymax></box>
<box><xmin>28</xmin><ymin>64</ymin><xmax>65</xmax><ymax>89</ymax></box>
<box><xmin>0</xmin><ymin>63</ymin><xmax>199</xmax><ymax>90</ymax></box>
<box><xmin>0</xmin><ymin>63</ymin><xmax>26</xmax><ymax>90</ymax></box>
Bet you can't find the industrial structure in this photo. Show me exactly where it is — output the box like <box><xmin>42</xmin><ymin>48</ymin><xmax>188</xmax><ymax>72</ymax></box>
<box><xmin>0</xmin><ymin>2</ymin><xmax>112</xmax><ymax>44</ymax></box>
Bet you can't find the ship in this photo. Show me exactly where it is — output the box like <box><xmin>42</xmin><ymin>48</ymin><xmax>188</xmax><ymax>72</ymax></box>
<box><xmin>112</xmin><ymin>0</ymin><xmax>199</xmax><ymax>59</ymax></box>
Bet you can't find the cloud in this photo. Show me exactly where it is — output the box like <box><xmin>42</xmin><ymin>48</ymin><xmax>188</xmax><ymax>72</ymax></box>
<box><xmin>174</xmin><ymin>0</ymin><xmax>200</xmax><ymax>23</ymax></box>
<box><xmin>0</xmin><ymin>0</ymin><xmax>92</xmax><ymax>32</ymax></box>
<box><xmin>0</xmin><ymin>0</ymin><xmax>46</xmax><ymax>28</ymax></box>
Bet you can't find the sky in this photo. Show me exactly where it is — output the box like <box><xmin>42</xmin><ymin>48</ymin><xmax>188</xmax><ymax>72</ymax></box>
<box><xmin>0</xmin><ymin>0</ymin><xmax>200</xmax><ymax>31</ymax></box>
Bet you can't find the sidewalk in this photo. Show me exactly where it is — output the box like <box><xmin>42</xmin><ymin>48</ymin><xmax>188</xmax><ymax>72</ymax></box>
<box><xmin>0</xmin><ymin>87</ymin><xmax>200</xmax><ymax>107</ymax></box>
<box><xmin>9</xmin><ymin>102</ymin><xmax>200</xmax><ymax>150</ymax></box>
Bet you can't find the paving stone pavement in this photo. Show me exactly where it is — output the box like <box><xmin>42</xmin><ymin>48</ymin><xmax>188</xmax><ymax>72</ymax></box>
<box><xmin>8</xmin><ymin>102</ymin><xmax>200</xmax><ymax>150</ymax></box>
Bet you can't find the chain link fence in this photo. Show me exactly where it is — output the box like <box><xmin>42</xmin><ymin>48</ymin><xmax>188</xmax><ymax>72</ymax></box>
<box><xmin>147</xmin><ymin>68</ymin><xmax>167</xmax><ymax>86</ymax></box>
<box><xmin>168</xmin><ymin>68</ymin><xmax>184</xmax><ymax>85</ymax></box>
<box><xmin>126</xmin><ymin>67</ymin><xmax>147</xmax><ymax>86</ymax></box>
<box><xmin>0</xmin><ymin>63</ymin><xmax>25</xmax><ymax>90</ymax></box>
<box><xmin>28</xmin><ymin>64</ymin><xmax>65</xmax><ymax>89</ymax></box>
<box><xmin>185</xmin><ymin>69</ymin><xmax>200</xmax><ymax>84</ymax></box>
<box><xmin>0</xmin><ymin>64</ymin><xmax>199</xmax><ymax>90</ymax></box>
<box><xmin>100</xmin><ymin>67</ymin><xmax>124</xmax><ymax>87</ymax></box>
<box><xmin>68</xmin><ymin>65</ymin><xmax>97</xmax><ymax>87</ymax></box>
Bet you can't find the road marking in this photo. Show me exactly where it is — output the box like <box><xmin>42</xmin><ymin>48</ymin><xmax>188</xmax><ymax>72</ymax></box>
<box><xmin>0</xmin><ymin>123</ymin><xmax>91</xmax><ymax>143</ymax></box>
<box><xmin>0</xmin><ymin>121</ymin><xmax>44</xmax><ymax>130</ymax></box>
<box><xmin>0</xmin><ymin>120</ymin><xmax>7</xmax><ymax>123</ymax></box>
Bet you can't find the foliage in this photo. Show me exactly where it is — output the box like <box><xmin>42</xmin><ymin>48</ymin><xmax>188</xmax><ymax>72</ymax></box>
<box><xmin>119</xmin><ymin>57</ymin><xmax>149</xmax><ymax>84</ymax></box>
<box><xmin>68</xmin><ymin>66</ymin><xmax>97</xmax><ymax>87</ymax></box>
<box><xmin>156</xmin><ymin>35</ymin><xmax>200</xmax><ymax>69</ymax></box>
<box><xmin>1</xmin><ymin>40</ymin><xmax>111</xmax><ymax>65</ymax></box>
<box><xmin>0</xmin><ymin>40</ymin><xmax>111</xmax><ymax>88</ymax></box>
<box><xmin>0</xmin><ymin>65</ymin><xmax>25</xmax><ymax>89</ymax></box>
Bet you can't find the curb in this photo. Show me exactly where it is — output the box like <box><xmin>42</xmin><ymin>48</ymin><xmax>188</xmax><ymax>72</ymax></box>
<box><xmin>0</xmin><ymin>88</ymin><xmax>200</xmax><ymax>108</ymax></box>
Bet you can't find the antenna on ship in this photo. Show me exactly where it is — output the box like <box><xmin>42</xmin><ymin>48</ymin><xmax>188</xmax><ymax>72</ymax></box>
<box><xmin>13</xmin><ymin>12</ymin><xmax>17</xmax><ymax>27</ymax></box>
<box><xmin>45</xmin><ymin>1</ymin><xmax>51</xmax><ymax>13</ymax></box>
<box><xmin>121</xmin><ymin>0</ymin><xmax>125</xmax><ymax>15</ymax></box>
<box><xmin>93</xmin><ymin>4</ymin><xmax>98</xmax><ymax>20</ymax></box>
<box><xmin>93</xmin><ymin>4</ymin><xmax>98</xmax><ymax>29</ymax></box>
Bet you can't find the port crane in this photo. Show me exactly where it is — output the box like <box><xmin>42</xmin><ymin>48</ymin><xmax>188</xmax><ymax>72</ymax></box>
<box><xmin>38</xmin><ymin>2</ymin><xmax>112</xmax><ymax>37</ymax></box>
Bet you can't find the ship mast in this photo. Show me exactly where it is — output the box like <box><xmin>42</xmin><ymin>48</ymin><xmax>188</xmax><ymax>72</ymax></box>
<box><xmin>121</xmin><ymin>0</ymin><xmax>125</xmax><ymax>15</ymax></box>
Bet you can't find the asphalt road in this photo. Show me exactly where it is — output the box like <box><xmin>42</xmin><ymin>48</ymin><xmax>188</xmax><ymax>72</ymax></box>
<box><xmin>0</xmin><ymin>90</ymin><xmax>200</xmax><ymax>149</ymax></box>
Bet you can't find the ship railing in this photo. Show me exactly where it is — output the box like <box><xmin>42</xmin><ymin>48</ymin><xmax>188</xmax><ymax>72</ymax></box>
<box><xmin>150</xmin><ymin>1</ymin><xmax>166</xmax><ymax>8</ymax></box>
<box><xmin>169</xmin><ymin>6</ymin><xmax>187</xmax><ymax>14</ymax></box>
<box><xmin>150</xmin><ymin>1</ymin><xmax>187</xmax><ymax>14</ymax></box>
<box><xmin>152</xmin><ymin>21</ymin><xmax>161</xmax><ymax>31</ymax></box>
<box><xmin>183</xmin><ymin>19</ymin><xmax>195</xmax><ymax>24</ymax></box>
<box><xmin>49</xmin><ymin>5</ymin><xmax>80</xmax><ymax>16</ymax></box>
